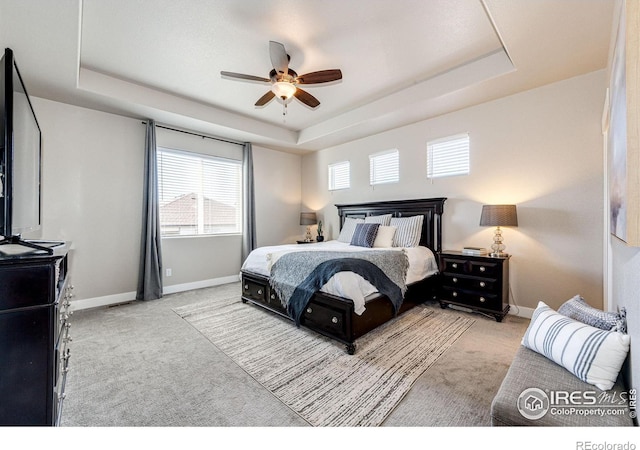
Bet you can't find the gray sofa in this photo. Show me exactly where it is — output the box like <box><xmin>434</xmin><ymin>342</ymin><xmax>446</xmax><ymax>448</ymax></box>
<box><xmin>491</xmin><ymin>345</ymin><xmax>635</xmax><ymax>426</ymax></box>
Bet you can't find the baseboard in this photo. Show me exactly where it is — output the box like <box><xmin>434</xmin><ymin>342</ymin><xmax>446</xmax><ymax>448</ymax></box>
<box><xmin>508</xmin><ymin>304</ymin><xmax>534</xmax><ymax>319</ymax></box>
<box><xmin>69</xmin><ymin>274</ymin><xmax>241</xmax><ymax>311</ymax></box>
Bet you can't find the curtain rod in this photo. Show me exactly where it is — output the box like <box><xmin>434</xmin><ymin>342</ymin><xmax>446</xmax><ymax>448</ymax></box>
<box><xmin>141</xmin><ymin>121</ymin><xmax>245</xmax><ymax>147</ymax></box>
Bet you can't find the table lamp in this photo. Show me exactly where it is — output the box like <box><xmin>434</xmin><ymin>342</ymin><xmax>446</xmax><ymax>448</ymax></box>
<box><xmin>479</xmin><ymin>204</ymin><xmax>518</xmax><ymax>257</ymax></box>
<box><xmin>300</xmin><ymin>212</ymin><xmax>317</xmax><ymax>242</ymax></box>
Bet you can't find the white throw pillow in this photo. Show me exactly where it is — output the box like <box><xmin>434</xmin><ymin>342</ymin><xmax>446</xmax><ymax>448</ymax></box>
<box><xmin>373</xmin><ymin>226</ymin><xmax>397</xmax><ymax>248</ymax></box>
<box><xmin>390</xmin><ymin>215</ymin><xmax>424</xmax><ymax>247</ymax></box>
<box><xmin>337</xmin><ymin>217</ymin><xmax>364</xmax><ymax>243</ymax></box>
<box><xmin>522</xmin><ymin>301</ymin><xmax>630</xmax><ymax>391</ymax></box>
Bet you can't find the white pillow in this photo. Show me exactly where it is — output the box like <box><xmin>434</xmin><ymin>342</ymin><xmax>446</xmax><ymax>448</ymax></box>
<box><xmin>390</xmin><ymin>215</ymin><xmax>424</xmax><ymax>247</ymax></box>
<box><xmin>373</xmin><ymin>226</ymin><xmax>397</xmax><ymax>248</ymax></box>
<box><xmin>522</xmin><ymin>301</ymin><xmax>630</xmax><ymax>391</ymax></box>
<box><xmin>337</xmin><ymin>217</ymin><xmax>364</xmax><ymax>243</ymax></box>
<box><xmin>365</xmin><ymin>214</ymin><xmax>392</xmax><ymax>226</ymax></box>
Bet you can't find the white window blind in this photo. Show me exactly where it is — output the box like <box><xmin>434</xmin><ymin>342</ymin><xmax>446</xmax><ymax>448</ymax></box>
<box><xmin>427</xmin><ymin>133</ymin><xmax>470</xmax><ymax>179</ymax></box>
<box><xmin>157</xmin><ymin>147</ymin><xmax>242</xmax><ymax>236</ymax></box>
<box><xmin>369</xmin><ymin>149</ymin><xmax>399</xmax><ymax>185</ymax></box>
<box><xmin>328</xmin><ymin>161</ymin><xmax>350</xmax><ymax>191</ymax></box>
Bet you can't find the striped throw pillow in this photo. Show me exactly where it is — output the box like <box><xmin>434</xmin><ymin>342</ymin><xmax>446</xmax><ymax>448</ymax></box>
<box><xmin>522</xmin><ymin>301</ymin><xmax>630</xmax><ymax>391</ymax></box>
<box><xmin>337</xmin><ymin>217</ymin><xmax>364</xmax><ymax>243</ymax></box>
<box><xmin>390</xmin><ymin>215</ymin><xmax>424</xmax><ymax>247</ymax></box>
<box><xmin>364</xmin><ymin>214</ymin><xmax>392</xmax><ymax>226</ymax></box>
<box><xmin>350</xmin><ymin>223</ymin><xmax>380</xmax><ymax>248</ymax></box>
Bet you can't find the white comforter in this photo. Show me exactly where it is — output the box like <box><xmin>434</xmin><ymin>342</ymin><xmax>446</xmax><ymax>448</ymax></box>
<box><xmin>241</xmin><ymin>240</ymin><xmax>438</xmax><ymax>315</ymax></box>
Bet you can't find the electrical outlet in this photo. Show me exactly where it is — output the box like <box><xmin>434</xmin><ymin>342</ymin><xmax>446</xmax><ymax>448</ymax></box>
<box><xmin>166</xmin><ymin>268</ymin><xmax>172</xmax><ymax>277</ymax></box>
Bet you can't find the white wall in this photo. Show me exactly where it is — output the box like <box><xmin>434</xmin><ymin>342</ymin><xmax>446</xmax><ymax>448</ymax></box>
<box><xmin>302</xmin><ymin>70</ymin><xmax>606</xmax><ymax>314</ymax></box>
<box><xmin>28</xmin><ymin>98</ymin><xmax>302</xmax><ymax>305</ymax></box>
<box><xmin>28</xmin><ymin>97</ymin><xmax>145</xmax><ymax>302</ymax></box>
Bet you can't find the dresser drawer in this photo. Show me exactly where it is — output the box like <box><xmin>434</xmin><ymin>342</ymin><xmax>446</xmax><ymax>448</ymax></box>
<box><xmin>442</xmin><ymin>274</ymin><xmax>498</xmax><ymax>292</ymax></box>
<box><xmin>441</xmin><ymin>287</ymin><xmax>500</xmax><ymax>310</ymax></box>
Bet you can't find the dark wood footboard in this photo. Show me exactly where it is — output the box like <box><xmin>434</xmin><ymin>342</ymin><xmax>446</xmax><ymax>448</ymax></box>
<box><xmin>241</xmin><ymin>270</ymin><xmax>441</xmax><ymax>354</ymax></box>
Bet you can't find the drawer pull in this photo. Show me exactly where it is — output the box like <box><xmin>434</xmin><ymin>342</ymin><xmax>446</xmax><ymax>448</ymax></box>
<box><xmin>257</xmin><ymin>289</ymin><xmax>263</xmax><ymax>295</ymax></box>
<box><xmin>479</xmin><ymin>266</ymin><xmax>486</xmax><ymax>272</ymax></box>
<box><xmin>452</xmin><ymin>292</ymin><xmax>458</xmax><ymax>297</ymax></box>
<box><xmin>452</xmin><ymin>263</ymin><xmax>458</xmax><ymax>269</ymax></box>
<box><xmin>270</xmin><ymin>294</ymin><xmax>276</xmax><ymax>300</ymax></box>
<box><xmin>307</xmin><ymin>307</ymin><xmax>313</xmax><ymax>314</ymax></box>
<box><xmin>479</xmin><ymin>281</ymin><xmax>486</xmax><ymax>288</ymax></box>
<box><xmin>452</xmin><ymin>277</ymin><xmax>458</xmax><ymax>283</ymax></box>
<box><xmin>244</xmin><ymin>284</ymin><xmax>249</xmax><ymax>290</ymax></box>
<box><xmin>480</xmin><ymin>297</ymin><xmax>486</xmax><ymax>303</ymax></box>
<box><xmin>332</xmin><ymin>317</ymin><xmax>338</xmax><ymax>324</ymax></box>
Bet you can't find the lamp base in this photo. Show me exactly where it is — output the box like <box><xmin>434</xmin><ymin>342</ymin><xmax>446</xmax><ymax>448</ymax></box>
<box><xmin>490</xmin><ymin>252</ymin><xmax>509</xmax><ymax>258</ymax></box>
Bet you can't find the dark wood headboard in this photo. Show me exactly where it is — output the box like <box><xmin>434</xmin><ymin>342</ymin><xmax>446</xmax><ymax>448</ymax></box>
<box><xmin>335</xmin><ymin>198</ymin><xmax>447</xmax><ymax>253</ymax></box>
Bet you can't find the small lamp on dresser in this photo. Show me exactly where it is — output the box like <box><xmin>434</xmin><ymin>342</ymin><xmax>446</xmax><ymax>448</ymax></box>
<box><xmin>479</xmin><ymin>204</ymin><xmax>518</xmax><ymax>257</ymax></box>
<box><xmin>300</xmin><ymin>212</ymin><xmax>317</xmax><ymax>242</ymax></box>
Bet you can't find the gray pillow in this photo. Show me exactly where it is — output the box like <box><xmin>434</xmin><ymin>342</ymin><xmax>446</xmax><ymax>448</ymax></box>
<box><xmin>557</xmin><ymin>295</ymin><xmax>627</xmax><ymax>333</ymax></box>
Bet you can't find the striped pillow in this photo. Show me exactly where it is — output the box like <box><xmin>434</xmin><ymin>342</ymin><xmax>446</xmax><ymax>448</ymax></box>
<box><xmin>337</xmin><ymin>217</ymin><xmax>364</xmax><ymax>243</ymax></box>
<box><xmin>390</xmin><ymin>215</ymin><xmax>424</xmax><ymax>247</ymax></box>
<box><xmin>364</xmin><ymin>214</ymin><xmax>392</xmax><ymax>226</ymax></box>
<box><xmin>522</xmin><ymin>302</ymin><xmax>630</xmax><ymax>391</ymax></box>
<box><xmin>350</xmin><ymin>223</ymin><xmax>380</xmax><ymax>248</ymax></box>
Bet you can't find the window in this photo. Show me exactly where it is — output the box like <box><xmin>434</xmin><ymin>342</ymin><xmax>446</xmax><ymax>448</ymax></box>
<box><xmin>369</xmin><ymin>149</ymin><xmax>399</xmax><ymax>185</ymax></box>
<box><xmin>427</xmin><ymin>133</ymin><xmax>470</xmax><ymax>179</ymax></box>
<box><xmin>328</xmin><ymin>161</ymin><xmax>350</xmax><ymax>190</ymax></box>
<box><xmin>157</xmin><ymin>147</ymin><xmax>242</xmax><ymax>236</ymax></box>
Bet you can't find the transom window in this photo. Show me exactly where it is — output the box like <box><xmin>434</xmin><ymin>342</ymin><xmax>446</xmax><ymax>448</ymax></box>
<box><xmin>427</xmin><ymin>133</ymin><xmax>470</xmax><ymax>179</ymax></box>
<box><xmin>328</xmin><ymin>161</ymin><xmax>351</xmax><ymax>191</ymax></box>
<box><xmin>369</xmin><ymin>149</ymin><xmax>399</xmax><ymax>185</ymax></box>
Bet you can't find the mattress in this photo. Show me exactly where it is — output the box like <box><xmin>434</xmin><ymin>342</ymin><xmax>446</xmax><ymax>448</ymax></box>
<box><xmin>241</xmin><ymin>240</ymin><xmax>438</xmax><ymax>315</ymax></box>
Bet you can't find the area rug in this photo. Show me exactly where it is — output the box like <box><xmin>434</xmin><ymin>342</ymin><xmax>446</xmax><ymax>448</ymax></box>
<box><xmin>173</xmin><ymin>297</ymin><xmax>475</xmax><ymax>427</ymax></box>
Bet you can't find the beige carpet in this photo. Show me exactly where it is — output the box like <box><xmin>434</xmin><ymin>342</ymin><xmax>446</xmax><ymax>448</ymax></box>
<box><xmin>174</xmin><ymin>298</ymin><xmax>475</xmax><ymax>427</ymax></box>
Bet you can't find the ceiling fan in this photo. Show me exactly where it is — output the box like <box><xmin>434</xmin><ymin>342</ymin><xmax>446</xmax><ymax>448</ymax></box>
<box><xmin>221</xmin><ymin>41</ymin><xmax>342</xmax><ymax>112</ymax></box>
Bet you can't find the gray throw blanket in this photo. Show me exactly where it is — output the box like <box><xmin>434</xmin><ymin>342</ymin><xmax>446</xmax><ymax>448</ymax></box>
<box><xmin>269</xmin><ymin>250</ymin><xmax>409</xmax><ymax>326</ymax></box>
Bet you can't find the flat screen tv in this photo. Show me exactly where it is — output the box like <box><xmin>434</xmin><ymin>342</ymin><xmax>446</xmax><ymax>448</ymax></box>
<box><xmin>0</xmin><ymin>48</ymin><xmax>54</xmax><ymax>254</ymax></box>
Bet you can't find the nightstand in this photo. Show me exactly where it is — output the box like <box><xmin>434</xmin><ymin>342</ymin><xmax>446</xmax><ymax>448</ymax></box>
<box><xmin>438</xmin><ymin>251</ymin><xmax>510</xmax><ymax>322</ymax></box>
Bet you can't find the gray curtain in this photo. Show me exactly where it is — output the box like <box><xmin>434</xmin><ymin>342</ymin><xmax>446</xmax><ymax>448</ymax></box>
<box><xmin>136</xmin><ymin>119</ymin><xmax>163</xmax><ymax>300</ymax></box>
<box><xmin>242</xmin><ymin>142</ymin><xmax>256</xmax><ymax>262</ymax></box>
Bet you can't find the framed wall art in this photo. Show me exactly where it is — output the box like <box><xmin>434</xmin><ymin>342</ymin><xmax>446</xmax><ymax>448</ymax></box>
<box><xmin>608</xmin><ymin>0</ymin><xmax>640</xmax><ymax>246</ymax></box>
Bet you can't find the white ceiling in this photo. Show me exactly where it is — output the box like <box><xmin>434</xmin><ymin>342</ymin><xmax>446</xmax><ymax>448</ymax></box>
<box><xmin>0</xmin><ymin>0</ymin><xmax>615</xmax><ymax>153</ymax></box>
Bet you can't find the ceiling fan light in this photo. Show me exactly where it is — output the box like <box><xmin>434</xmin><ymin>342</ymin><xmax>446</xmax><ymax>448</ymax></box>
<box><xmin>271</xmin><ymin>81</ymin><xmax>297</xmax><ymax>100</ymax></box>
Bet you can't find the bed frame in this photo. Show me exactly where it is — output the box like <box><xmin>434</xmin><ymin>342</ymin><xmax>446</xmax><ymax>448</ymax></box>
<box><xmin>240</xmin><ymin>197</ymin><xmax>447</xmax><ymax>354</ymax></box>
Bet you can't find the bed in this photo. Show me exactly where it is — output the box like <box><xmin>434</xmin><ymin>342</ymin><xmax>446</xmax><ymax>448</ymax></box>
<box><xmin>240</xmin><ymin>197</ymin><xmax>446</xmax><ymax>354</ymax></box>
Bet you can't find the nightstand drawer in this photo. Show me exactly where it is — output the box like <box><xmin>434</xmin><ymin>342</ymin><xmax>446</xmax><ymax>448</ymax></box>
<box><xmin>468</xmin><ymin>261</ymin><xmax>498</xmax><ymax>277</ymax></box>
<box><xmin>441</xmin><ymin>287</ymin><xmax>500</xmax><ymax>310</ymax></box>
<box><xmin>442</xmin><ymin>274</ymin><xmax>497</xmax><ymax>292</ymax></box>
<box><xmin>441</xmin><ymin>257</ymin><xmax>468</xmax><ymax>274</ymax></box>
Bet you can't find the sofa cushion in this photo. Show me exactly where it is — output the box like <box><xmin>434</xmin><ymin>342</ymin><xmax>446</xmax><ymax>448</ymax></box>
<box><xmin>491</xmin><ymin>346</ymin><xmax>633</xmax><ymax>426</ymax></box>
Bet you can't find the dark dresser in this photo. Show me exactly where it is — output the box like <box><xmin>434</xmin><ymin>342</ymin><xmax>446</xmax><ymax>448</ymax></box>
<box><xmin>0</xmin><ymin>243</ymin><xmax>72</xmax><ymax>426</ymax></box>
<box><xmin>438</xmin><ymin>250</ymin><xmax>510</xmax><ymax>322</ymax></box>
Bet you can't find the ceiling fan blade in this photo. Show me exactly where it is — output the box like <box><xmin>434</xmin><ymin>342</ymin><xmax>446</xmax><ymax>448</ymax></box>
<box><xmin>296</xmin><ymin>69</ymin><xmax>343</xmax><ymax>85</ymax></box>
<box><xmin>255</xmin><ymin>90</ymin><xmax>276</xmax><ymax>107</ymax></box>
<box><xmin>294</xmin><ymin>88</ymin><xmax>320</xmax><ymax>108</ymax></box>
<box><xmin>221</xmin><ymin>71</ymin><xmax>270</xmax><ymax>83</ymax></box>
<box><xmin>269</xmin><ymin>41</ymin><xmax>289</xmax><ymax>75</ymax></box>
